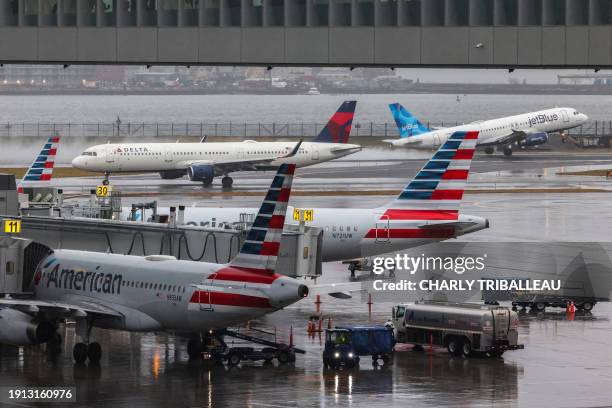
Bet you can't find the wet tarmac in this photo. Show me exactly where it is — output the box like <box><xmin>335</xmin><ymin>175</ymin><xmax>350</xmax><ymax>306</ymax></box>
<box><xmin>1</xmin><ymin>266</ymin><xmax>611</xmax><ymax>408</ymax></box>
<box><xmin>4</xmin><ymin>150</ymin><xmax>612</xmax><ymax>407</ymax></box>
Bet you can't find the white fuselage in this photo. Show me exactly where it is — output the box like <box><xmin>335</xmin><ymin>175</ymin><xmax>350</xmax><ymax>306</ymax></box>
<box><xmin>71</xmin><ymin>141</ymin><xmax>361</xmax><ymax>173</ymax></box>
<box><xmin>390</xmin><ymin>107</ymin><xmax>588</xmax><ymax>148</ymax></box>
<box><xmin>123</xmin><ymin>207</ymin><xmax>489</xmax><ymax>262</ymax></box>
<box><xmin>33</xmin><ymin>250</ymin><xmax>305</xmax><ymax>333</ymax></box>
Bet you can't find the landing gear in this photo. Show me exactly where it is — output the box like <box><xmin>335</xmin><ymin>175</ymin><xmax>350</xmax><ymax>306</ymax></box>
<box><xmin>503</xmin><ymin>145</ymin><xmax>513</xmax><ymax>156</ymax></box>
<box><xmin>221</xmin><ymin>175</ymin><xmax>233</xmax><ymax>188</ymax></box>
<box><xmin>73</xmin><ymin>343</ymin><xmax>88</xmax><ymax>364</ymax></box>
<box><xmin>187</xmin><ymin>338</ymin><xmax>203</xmax><ymax>360</ymax></box>
<box><xmin>484</xmin><ymin>147</ymin><xmax>494</xmax><ymax>155</ymax></box>
<box><xmin>87</xmin><ymin>342</ymin><xmax>102</xmax><ymax>363</ymax></box>
<box><xmin>73</xmin><ymin>318</ymin><xmax>101</xmax><ymax>364</ymax></box>
<box><xmin>102</xmin><ymin>172</ymin><xmax>110</xmax><ymax>185</ymax></box>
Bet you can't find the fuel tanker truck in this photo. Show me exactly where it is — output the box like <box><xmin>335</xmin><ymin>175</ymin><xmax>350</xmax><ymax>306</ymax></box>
<box><xmin>391</xmin><ymin>301</ymin><xmax>524</xmax><ymax>358</ymax></box>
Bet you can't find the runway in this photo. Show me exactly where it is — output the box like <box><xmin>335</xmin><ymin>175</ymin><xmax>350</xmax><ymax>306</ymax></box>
<box><xmin>49</xmin><ymin>151</ymin><xmax>612</xmax><ymax>199</ymax></box>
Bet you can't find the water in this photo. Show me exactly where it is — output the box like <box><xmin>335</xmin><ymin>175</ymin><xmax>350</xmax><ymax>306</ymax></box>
<box><xmin>0</xmin><ymin>93</ymin><xmax>609</xmax><ymax>124</ymax></box>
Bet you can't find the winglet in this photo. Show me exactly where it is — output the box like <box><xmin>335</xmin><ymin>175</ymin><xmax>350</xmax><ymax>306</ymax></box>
<box><xmin>281</xmin><ymin>140</ymin><xmax>303</xmax><ymax>159</ymax></box>
<box><xmin>388</xmin><ymin>103</ymin><xmax>431</xmax><ymax>138</ymax></box>
<box><xmin>313</xmin><ymin>101</ymin><xmax>357</xmax><ymax>143</ymax></box>
<box><xmin>228</xmin><ymin>163</ymin><xmax>296</xmax><ymax>274</ymax></box>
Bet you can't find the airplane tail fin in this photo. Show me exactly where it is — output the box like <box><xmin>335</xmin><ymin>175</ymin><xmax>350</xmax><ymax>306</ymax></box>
<box><xmin>383</xmin><ymin>130</ymin><xmax>479</xmax><ymax>215</ymax></box>
<box><xmin>18</xmin><ymin>136</ymin><xmax>60</xmax><ymax>193</ymax></box>
<box><xmin>313</xmin><ymin>100</ymin><xmax>357</xmax><ymax>143</ymax></box>
<box><xmin>228</xmin><ymin>163</ymin><xmax>295</xmax><ymax>273</ymax></box>
<box><xmin>388</xmin><ymin>103</ymin><xmax>430</xmax><ymax>138</ymax></box>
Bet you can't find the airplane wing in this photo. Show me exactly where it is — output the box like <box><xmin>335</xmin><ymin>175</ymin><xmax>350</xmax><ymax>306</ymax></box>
<box><xmin>478</xmin><ymin>129</ymin><xmax>529</xmax><ymax>147</ymax></box>
<box><xmin>308</xmin><ymin>281</ymin><xmax>364</xmax><ymax>299</ymax></box>
<box><xmin>182</xmin><ymin>140</ymin><xmax>303</xmax><ymax>173</ymax></box>
<box><xmin>0</xmin><ymin>297</ymin><xmax>123</xmax><ymax>318</ymax></box>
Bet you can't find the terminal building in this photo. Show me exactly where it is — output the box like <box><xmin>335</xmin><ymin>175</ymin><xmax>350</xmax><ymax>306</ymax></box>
<box><xmin>0</xmin><ymin>0</ymin><xmax>611</xmax><ymax>66</ymax></box>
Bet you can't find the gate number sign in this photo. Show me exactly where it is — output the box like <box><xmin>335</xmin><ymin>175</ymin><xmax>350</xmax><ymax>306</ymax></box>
<box><xmin>4</xmin><ymin>220</ymin><xmax>21</xmax><ymax>233</ymax></box>
<box><xmin>293</xmin><ymin>209</ymin><xmax>314</xmax><ymax>222</ymax></box>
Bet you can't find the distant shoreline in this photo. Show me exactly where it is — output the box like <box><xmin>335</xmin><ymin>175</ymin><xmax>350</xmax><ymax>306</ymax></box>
<box><xmin>2</xmin><ymin>83</ymin><xmax>612</xmax><ymax>96</ymax></box>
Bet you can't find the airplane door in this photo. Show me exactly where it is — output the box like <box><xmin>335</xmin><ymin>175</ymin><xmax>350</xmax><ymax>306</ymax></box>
<box><xmin>562</xmin><ymin>110</ymin><xmax>570</xmax><ymax>123</ymax></box>
<box><xmin>311</xmin><ymin>145</ymin><xmax>319</xmax><ymax>161</ymax></box>
<box><xmin>193</xmin><ymin>273</ymin><xmax>216</xmax><ymax>311</ymax></box>
<box><xmin>164</xmin><ymin>146</ymin><xmax>173</xmax><ymax>162</ymax></box>
<box><xmin>375</xmin><ymin>215</ymin><xmax>390</xmax><ymax>243</ymax></box>
<box><xmin>105</xmin><ymin>146</ymin><xmax>115</xmax><ymax>163</ymax></box>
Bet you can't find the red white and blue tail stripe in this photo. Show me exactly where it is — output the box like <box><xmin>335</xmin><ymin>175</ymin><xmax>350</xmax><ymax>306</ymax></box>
<box><xmin>228</xmin><ymin>163</ymin><xmax>295</xmax><ymax>274</ymax></box>
<box><xmin>18</xmin><ymin>136</ymin><xmax>60</xmax><ymax>193</ymax></box>
<box><xmin>384</xmin><ymin>130</ymin><xmax>478</xmax><ymax>215</ymax></box>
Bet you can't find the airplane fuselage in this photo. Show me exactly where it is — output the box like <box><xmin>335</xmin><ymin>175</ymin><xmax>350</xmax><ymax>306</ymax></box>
<box><xmin>33</xmin><ymin>250</ymin><xmax>305</xmax><ymax>333</ymax></box>
<box><xmin>391</xmin><ymin>107</ymin><xmax>588</xmax><ymax>148</ymax></box>
<box><xmin>123</xmin><ymin>207</ymin><xmax>489</xmax><ymax>262</ymax></box>
<box><xmin>72</xmin><ymin>141</ymin><xmax>360</xmax><ymax>173</ymax></box>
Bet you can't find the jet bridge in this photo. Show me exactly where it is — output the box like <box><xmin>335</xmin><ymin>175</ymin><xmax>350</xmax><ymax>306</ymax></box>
<box><xmin>0</xmin><ymin>215</ymin><xmax>322</xmax><ymax>288</ymax></box>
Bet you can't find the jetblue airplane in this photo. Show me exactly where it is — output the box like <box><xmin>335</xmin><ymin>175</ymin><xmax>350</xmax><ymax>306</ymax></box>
<box><xmin>71</xmin><ymin>101</ymin><xmax>361</xmax><ymax>188</ymax></box>
<box><xmin>385</xmin><ymin>103</ymin><xmax>588</xmax><ymax>156</ymax></box>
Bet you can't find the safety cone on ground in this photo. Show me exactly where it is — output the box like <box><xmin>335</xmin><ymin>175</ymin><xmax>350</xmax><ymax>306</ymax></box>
<box><xmin>289</xmin><ymin>326</ymin><xmax>294</xmax><ymax>347</ymax></box>
<box><xmin>367</xmin><ymin>293</ymin><xmax>373</xmax><ymax>317</ymax></box>
<box><xmin>307</xmin><ymin>320</ymin><xmax>313</xmax><ymax>334</ymax></box>
<box><xmin>315</xmin><ymin>294</ymin><xmax>321</xmax><ymax>313</ymax></box>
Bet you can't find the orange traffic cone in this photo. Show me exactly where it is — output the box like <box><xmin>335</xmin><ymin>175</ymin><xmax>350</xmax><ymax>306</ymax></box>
<box><xmin>315</xmin><ymin>294</ymin><xmax>321</xmax><ymax>313</ymax></box>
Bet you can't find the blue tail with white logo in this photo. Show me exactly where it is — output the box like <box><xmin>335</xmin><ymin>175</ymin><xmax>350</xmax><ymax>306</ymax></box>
<box><xmin>388</xmin><ymin>103</ymin><xmax>431</xmax><ymax>138</ymax></box>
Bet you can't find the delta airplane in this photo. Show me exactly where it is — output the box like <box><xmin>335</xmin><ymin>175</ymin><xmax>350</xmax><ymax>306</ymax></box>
<box><xmin>124</xmin><ymin>131</ymin><xmax>489</xmax><ymax>271</ymax></box>
<box><xmin>0</xmin><ymin>163</ymin><xmax>313</xmax><ymax>364</ymax></box>
<box><xmin>385</xmin><ymin>103</ymin><xmax>588</xmax><ymax>156</ymax></box>
<box><xmin>16</xmin><ymin>136</ymin><xmax>60</xmax><ymax>193</ymax></box>
<box><xmin>71</xmin><ymin>101</ymin><xmax>360</xmax><ymax>188</ymax></box>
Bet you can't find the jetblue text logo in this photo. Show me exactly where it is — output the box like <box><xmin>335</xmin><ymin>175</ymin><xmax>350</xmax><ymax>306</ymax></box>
<box><xmin>528</xmin><ymin>113</ymin><xmax>558</xmax><ymax>127</ymax></box>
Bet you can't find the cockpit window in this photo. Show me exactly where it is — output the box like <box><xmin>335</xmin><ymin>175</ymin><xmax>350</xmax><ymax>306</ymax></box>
<box><xmin>81</xmin><ymin>151</ymin><xmax>97</xmax><ymax>156</ymax></box>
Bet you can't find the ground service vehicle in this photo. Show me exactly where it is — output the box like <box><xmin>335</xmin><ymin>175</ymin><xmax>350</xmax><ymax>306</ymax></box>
<box><xmin>392</xmin><ymin>301</ymin><xmax>524</xmax><ymax>358</ymax></box>
<box><xmin>511</xmin><ymin>294</ymin><xmax>596</xmax><ymax>312</ymax></box>
<box><xmin>323</xmin><ymin>326</ymin><xmax>394</xmax><ymax>369</ymax></box>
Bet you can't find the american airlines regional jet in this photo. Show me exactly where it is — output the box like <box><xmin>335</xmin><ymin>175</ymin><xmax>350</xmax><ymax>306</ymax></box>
<box><xmin>71</xmin><ymin>101</ymin><xmax>360</xmax><ymax>187</ymax></box>
<box><xmin>385</xmin><ymin>103</ymin><xmax>588</xmax><ymax>156</ymax></box>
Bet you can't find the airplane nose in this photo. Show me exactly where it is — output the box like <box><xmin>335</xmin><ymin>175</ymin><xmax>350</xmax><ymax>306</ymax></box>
<box><xmin>71</xmin><ymin>156</ymin><xmax>84</xmax><ymax>168</ymax></box>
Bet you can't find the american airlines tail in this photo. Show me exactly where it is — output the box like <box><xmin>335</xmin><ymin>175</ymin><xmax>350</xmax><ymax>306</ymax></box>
<box><xmin>382</xmin><ymin>130</ymin><xmax>478</xmax><ymax>217</ymax></box>
<box><xmin>388</xmin><ymin>103</ymin><xmax>431</xmax><ymax>138</ymax></box>
<box><xmin>18</xmin><ymin>136</ymin><xmax>61</xmax><ymax>193</ymax></box>
<box><xmin>313</xmin><ymin>101</ymin><xmax>357</xmax><ymax>143</ymax></box>
<box><xmin>228</xmin><ymin>163</ymin><xmax>295</xmax><ymax>274</ymax></box>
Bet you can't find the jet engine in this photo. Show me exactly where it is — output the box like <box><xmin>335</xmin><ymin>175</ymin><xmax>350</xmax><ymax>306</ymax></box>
<box><xmin>0</xmin><ymin>308</ymin><xmax>56</xmax><ymax>346</ymax></box>
<box><xmin>187</xmin><ymin>164</ymin><xmax>215</xmax><ymax>183</ymax></box>
<box><xmin>521</xmin><ymin>132</ymin><xmax>549</xmax><ymax>147</ymax></box>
